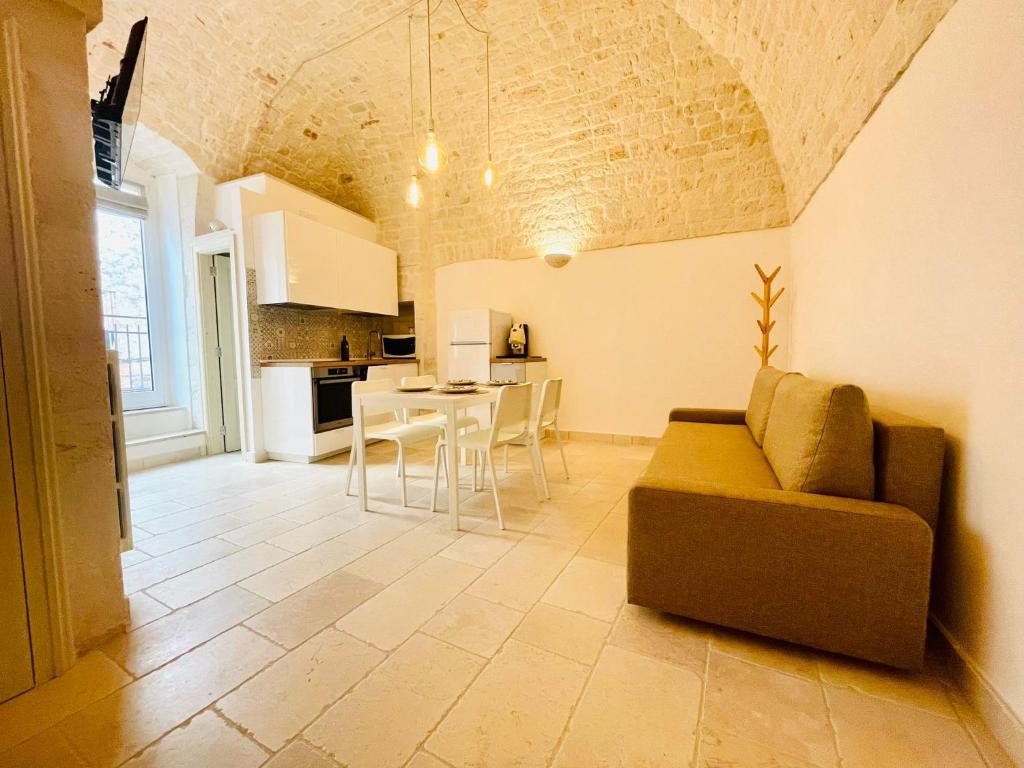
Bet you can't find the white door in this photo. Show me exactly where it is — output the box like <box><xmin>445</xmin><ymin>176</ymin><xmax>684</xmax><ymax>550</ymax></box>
<box><xmin>0</xmin><ymin>333</ymin><xmax>34</xmax><ymax>703</ymax></box>
<box><xmin>200</xmin><ymin>253</ymin><xmax>242</xmax><ymax>453</ymax></box>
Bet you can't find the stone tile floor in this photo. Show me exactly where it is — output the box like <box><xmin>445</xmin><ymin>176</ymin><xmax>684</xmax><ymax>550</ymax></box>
<box><xmin>0</xmin><ymin>439</ymin><xmax>1014</xmax><ymax>767</ymax></box>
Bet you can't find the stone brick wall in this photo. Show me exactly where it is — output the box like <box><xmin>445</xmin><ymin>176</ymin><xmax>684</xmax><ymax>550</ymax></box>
<box><xmin>87</xmin><ymin>0</ymin><xmax>953</xmax><ymax>371</ymax></box>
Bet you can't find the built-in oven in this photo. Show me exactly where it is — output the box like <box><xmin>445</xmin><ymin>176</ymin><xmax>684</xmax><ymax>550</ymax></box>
<box><xmin>312</xmin><ymin>365</ymin><xmax>366</xmax><ymax>433</ymax></box>
<box><xmin>382</xmin><ymin>334</ymin><xmax>416</xmax><ymax>358</ymax></box>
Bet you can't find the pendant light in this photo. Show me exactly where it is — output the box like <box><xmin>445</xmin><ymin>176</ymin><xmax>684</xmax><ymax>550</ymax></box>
<box><xmin>405</xmin><ymin>16</ymin><xmax>422</xmax><ymax>207</ymax></box>
<box><xmin>418</xmin><ymin>0</ymin><xmax>447</xmax><ymax>173</ymax></box>
<box><xmin>482</xmin><ymin>32</ymin><xmax>496</xmax><ymax>189</ymax></box>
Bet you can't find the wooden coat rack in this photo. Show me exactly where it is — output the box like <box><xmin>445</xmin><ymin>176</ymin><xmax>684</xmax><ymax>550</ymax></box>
<box><xmin>752</xmin><ymin>264</ymin><xmax>783</xmax><ymax>367</ymax></box>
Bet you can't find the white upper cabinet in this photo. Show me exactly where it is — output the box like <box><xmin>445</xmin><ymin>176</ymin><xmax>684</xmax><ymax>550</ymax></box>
<box><xmin>253</xmin><ymin>210</ymin><xmax>397</xmax><ymax>315</ymax></box>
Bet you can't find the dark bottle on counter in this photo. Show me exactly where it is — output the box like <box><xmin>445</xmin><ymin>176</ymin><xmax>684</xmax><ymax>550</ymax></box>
<box><xmin>340</xmin><ymin>335</ymin><xmax>350</xmax><ymax>361</ymax></box>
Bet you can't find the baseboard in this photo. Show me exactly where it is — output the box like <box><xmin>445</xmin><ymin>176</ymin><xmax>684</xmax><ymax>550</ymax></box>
<box><xmin>555</xmin><ymin>429</ymin><xmax>661</xmax><ymax>446</ymax></box>
<box><xmin>931</xmin><ymin>615</ymin><xmax>1024</xmax><ymax>766</ymax></box>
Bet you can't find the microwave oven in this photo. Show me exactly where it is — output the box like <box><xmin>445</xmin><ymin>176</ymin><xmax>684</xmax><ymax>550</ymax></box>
<box><xmin>382</xmin><ymin>334</ymin><xmax>416</xmax><ymax>358</ymax></box>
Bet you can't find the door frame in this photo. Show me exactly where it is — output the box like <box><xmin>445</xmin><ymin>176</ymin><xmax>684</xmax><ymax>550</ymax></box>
<box><xmin>0</xmin><ymin>18</ymin><xmax>75</xmax><ymax>683</ymax></box>
<box><xmin>192</xmin><ymin>231</ymin><xmax>247</xmax><ymax>457</ymax></box>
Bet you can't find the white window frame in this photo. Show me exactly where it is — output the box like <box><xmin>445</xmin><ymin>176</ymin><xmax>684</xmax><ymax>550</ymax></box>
<box><xmin>95</xmin><ymin>182</ymin><xmax>171</xmax><ymax>410</ymax></box>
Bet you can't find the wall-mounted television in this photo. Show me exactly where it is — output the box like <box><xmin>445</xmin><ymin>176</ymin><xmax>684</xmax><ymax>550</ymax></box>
<box><xmin>91</xmin><ymin>17</ymin><xmax>148</xmax><ymax>190</ymax></box>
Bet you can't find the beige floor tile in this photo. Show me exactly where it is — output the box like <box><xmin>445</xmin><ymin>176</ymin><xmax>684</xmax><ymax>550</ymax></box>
<box><xmin>405</xmin><ymin>753</ymin><xmax>451</xmax><ymax>768</ymax></box>
<box><xmin>305</xmin><ymin>633</ymin><xmax>483</xmax><ymax>768</ymax></box>
<box><xmin>263</xmin><ymin>741</ymin><xmax>341</xmax><ymax>767</ymax></box>
<box><xmin>278</xmin><ymin>495</ymin><xmax>358</xmax><ymax>525</ymax></box>
<box><xmin>465</xmin><ymin>536</ymin><xmax>575</xmax><ymax>612</ymax></box>
<box><xmin>121</xmin><ymin>549</ymin><xmax>151</xmax><ymax>567</ymax></box>
<box><xmin>529</xmin><ymin>504</ymin><xmax>608</xmax><ymax>546</ymax></box>
<box><xmin>0</xmin><ymin>731</ymin><xmax>89</xmax><ymax>768</ymax></box>
<box><xmin>703</xmin><ymin>651</ymin><xmax>837</xmax><ymax>766</ymax></box>
<box><xmin>62</xmin><ymin>627</ymin><xmax>283</xmax><ymax>768</ymax></box>
<box><xmin>422</xmin><ymin>593</ymin><xmax>524</xmax><ymax>657</ymax></box>
<box><xmin>139</xmin><ymin>496</ymin><xmax>253</xmax><ymax>534</ymax></box>
<box><xmin>607</xmin><ymin>604</ymin><xmax>709</xmax><ymax>675</ymax></box>
<box><xmin>712</xmin><ymin>627</ymin><xmax>821</xmax><ymax>681</ymax></box>
<box><xmin>553</xmin><ymin>645</ymin><xmax>702</xmax><ymax>767</ymax></box>
<box><xmin>817</xmin><ymin>653</ymin><xmax>955</xmax><ymax>718</ymax></box>
<box><xmin>245</xmin><ymin>569</ymin><xmax>384</xmax><ymax>649</ymax></box>
<box><xmin>428</xmin><ymin>640</ymin><xmax>589</xmax><ymax>768</ymax></box>
<box><xmin>513</xmin><ymin>603</ymin><xmax>610</xmax><ymax>665</ymax></box>
<box><xmin>122</xmin><ymin>710</ymin><xmax>267</xmax><ymax>767</ymax></box>
<box><xmin>333</xmin><ymin>513</ymin><xmax>427</xmax><ymax>550</ymax></box>
<box><xmin>343</xmin><ymin>520</ymin><xmax>464</xmax><ymax>585</ymax></box>
<box><xmin>697</xmin><ymin>731</ymin><xmax>825</xmax><ymax>768</ymax></box>
<box><xmin>122</xmin><ymin>538</ymin><xmax>240</xmax><ymax>594</ymax></box>
<box><xmin>267</xmin><ymin>511</ymin><xmax>369</xmax><ymax>553</ymax></box>
<box><xmin>218</xmin><ymin>629</ymin><xmax>384</xmax><ymax>750</ymax></box>
<box><xmin>220</xmin><ymin>516</ymin><xmax>304</xmax><ymax>548</ymax></box>
<box><xmin>134</xmin><ymin>515</ymin><xmax>247</xmax><ymax>556</ymax></box>
<box><xmin>147</xmin><ymin>543</ymin><xmax>293</xmax><ymax>608</ymax></box>
<box><xmin>0</xmin><ymin>651</ymin><xmax>131</xmax><ymax>753</ymax></box>
<box><xmin>130</xmin><ymin>499</ymin><xmax>189</xmax><ymax>523</ymax></box>
<box><xmin>240</xmin><ymin>539</ymin><xmax>366</xmax><ymax>602</ymax></box>
<box><xmin>541</xmin><ymin>556</ymin><xmax>625</xmax><ymax>622</ymax></box>
<box><xmin>231</xmin><ymin>496</ymin><xmax>310</xmax><ymax>523</ymax></box>
<box><xmin>949</xmin><ymin>692</ymin><xmax>1019</xmax><ymax>768</ymax></box>
<box><xmin>827</xmin><ymin>685</ymin><xmax>986</xmax><ymax>768</ymax></box>
<box><xmin>437</xmin><ymin>528</ymin><xmax>523</xmax><ymax>569</ymax></box>
<box><xmin>577</xmin><ymin>511</ymin><xmax>626</xmax><ymax>565</ymax></box>
<box><xmin>104</xmin><ymin>586</ymin><xmax>270</xmax><ymax>676</ymax></box>
<box><xmin>126</xmin><ymin>591</ymin><xmax>171</xmax><ymax>631</ymax></box>
<box><xmin>338</xmin><ymin>556</ymin><xmax>482</xmax><ymax>650</ymax></box>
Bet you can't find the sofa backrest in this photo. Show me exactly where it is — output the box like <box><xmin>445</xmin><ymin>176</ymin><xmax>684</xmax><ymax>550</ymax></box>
<box><xmin>871</xmin><ymin>409</ymin><xmax>946</xmax><ymax>531</ymax></box>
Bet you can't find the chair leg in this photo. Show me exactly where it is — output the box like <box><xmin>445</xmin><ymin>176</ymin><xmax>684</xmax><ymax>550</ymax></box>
<box><xmin>554</xmin><ymin>425</ymin><xmax>569</xmax><ymax>479</ymax></box>
<box><xmin>471</xmin><ymin>449</ymin><xmax>479</xmax><ymax>492</ymax></box>
<box><xmin>431</xmin><ymin>441</ymin><xmax>443</xmax><ymax>513</ymax></box>
<box><xmin>397</xmin><ymin>443</ymin><xmax>408</xmax><ymax>507</ymax></box>
<box><xmin>504</xmin><ymin>444</ymin><xmax>510</xmax><ymax>473</ymax></box>
<box><xmin>480</xmin><ymin>449</ymin><xmax>488</xmax><ymax>490</ymax></box>
<box><xmin>345</xmin><ymin>444</ymin><xmax>356</xmax><ymax>496</ymax></box>
<box><xmin>441</xmin><ymin>447</ymin><xmax>450</xmax><ymax>488</ymax></box>
<box><xmin>532</xmin><ymin>435</ymin><xmax>551</xmax><ymax>500</ymax></box>
<box><xmin>486</xmin><ymin>448</ymin><xmax>505</xmax><ymax>530</ymax></box>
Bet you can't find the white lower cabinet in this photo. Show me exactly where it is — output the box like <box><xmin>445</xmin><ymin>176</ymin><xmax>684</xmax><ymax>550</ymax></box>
<box><xmin>262</xmin><ymin>362</ymin><xmax>419</xmax><ymax>463</ymax></box>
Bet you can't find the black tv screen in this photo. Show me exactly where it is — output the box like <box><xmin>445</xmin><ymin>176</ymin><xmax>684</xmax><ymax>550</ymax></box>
<box><xmin>91</xmin><ymin>17</ymin><xmax>147</xmax><ymax>190</ymax></box>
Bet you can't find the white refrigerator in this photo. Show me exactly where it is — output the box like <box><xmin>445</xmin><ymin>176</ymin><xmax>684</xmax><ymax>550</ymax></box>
<box><xmin>448</xmin><ymin>309</ymin><xmax>512</xmax><ymax>433</ymax></box>
<box><xmin>447</xmin><ymin>309</ymin><xmax>512</xmax><ymax>382</ymax></box>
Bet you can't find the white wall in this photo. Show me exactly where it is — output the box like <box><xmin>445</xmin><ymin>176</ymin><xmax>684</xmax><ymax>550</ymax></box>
<box><xmin>435</xmin><ymin>228</ymin><xmax>790</xmax><ymax>438</ymax></box>
<box><xmin>788</xmin><ymin>0</ymin><xmax>1024</xmax><ymax>755</ymax></box>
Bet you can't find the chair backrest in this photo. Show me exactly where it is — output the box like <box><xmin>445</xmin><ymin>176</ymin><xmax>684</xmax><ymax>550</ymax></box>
<box><xmin>351</xmin><ymin>378</ymin><xmax>396</xmax><ymax>418</ymax></box>
<box><xmin>490</xmin><ymin>383</ymin><xmax>533</xmax><ymax>446</ymax></box>
<box><xmin>401</xmin><ymin>374</ymin><xmax>436</xmax><ymax>387</ymax></box>
<box><xmin>535</xmin><ymin>378</ymin><xmax>563</xmax><ymax>431</ymax></box>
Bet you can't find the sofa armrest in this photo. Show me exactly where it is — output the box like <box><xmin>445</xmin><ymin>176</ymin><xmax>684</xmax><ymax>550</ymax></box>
<box><xmin>668</xmin><ymin>408</ymin><xmax>746</xmax><ymax>425</ymax></box>
<box><xmin>627</xmin><ymin>478</ymin><xmax>933</xmax><ymax>668</ymax></box>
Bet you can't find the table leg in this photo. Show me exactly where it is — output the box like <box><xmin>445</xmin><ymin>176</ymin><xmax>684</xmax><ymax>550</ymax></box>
<box><xmin>445</xmin><ymin>401</ymin><xmax>461</xmax><ymax>530</ymax></box>
<box><xmin>353</xmin><ymin>399</ymin><xmax>368</xmax><ymax>512</ymax></box>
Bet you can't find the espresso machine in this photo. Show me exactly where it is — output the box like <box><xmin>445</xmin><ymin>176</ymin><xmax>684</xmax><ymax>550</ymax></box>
<box><xmin>507</xmin><ymin>322</ymin><xmax>529</xmax><ymax>357</ymax></box>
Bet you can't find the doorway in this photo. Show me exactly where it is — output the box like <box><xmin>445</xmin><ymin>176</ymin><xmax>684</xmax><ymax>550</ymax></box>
<box><xmin>198</xmin><ymin>252</ymin><xmax>241</xmax><ymax>454</ymax></box>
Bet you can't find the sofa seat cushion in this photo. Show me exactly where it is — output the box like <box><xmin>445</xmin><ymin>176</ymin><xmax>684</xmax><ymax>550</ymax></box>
<box><xmin>643</xmin><ymin>422</ymin><xmax>781</xmax><ymax>490</ymax></box>
<box><xmin>744</xmin><ymin>366</ymin><xmax>790</xmax><ymax>446</ymax></box>
<box><xmin>763</xmin><ymin>375</ymin><xmax>875</xmax><ymax>500</ymax></box>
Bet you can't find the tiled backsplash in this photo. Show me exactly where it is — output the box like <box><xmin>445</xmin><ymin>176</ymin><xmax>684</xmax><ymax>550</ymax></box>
<box><xmin>246</xmin><ymin>269</ymin><xmax>414</xmax><ymax>376</ymax></box>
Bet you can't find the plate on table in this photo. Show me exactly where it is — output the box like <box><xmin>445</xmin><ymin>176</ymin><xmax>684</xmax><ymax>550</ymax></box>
<box><xmin>396</xmin><ymin>384</ymin><xmax>433</xmax><ymax>392</ymax></box>
<box><xmin>436</xmin><ymin>384</ymin><xmax>479</xmax><ymax>394</ymax></box>
<box><xmin>484</xmin><ymin>380</ymin><xmax>515</xmax><ymax>387</ymax></box>
<box><xmin>446</xmin><ymin>379</ymin><xmax>476</xmax><ymax>386</ymax></box>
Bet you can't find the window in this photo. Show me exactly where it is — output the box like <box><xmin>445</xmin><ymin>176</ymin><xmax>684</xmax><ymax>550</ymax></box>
<box><xmin>95</xmin><ymin>182</ymin><xmax>167</xmax><ymax>409</ymax></box>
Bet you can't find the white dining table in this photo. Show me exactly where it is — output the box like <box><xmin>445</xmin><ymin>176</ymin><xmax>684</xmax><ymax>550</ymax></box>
<box><xmin>351</xmin><ymin>386</ymin><xmax>499</xmax><ymax>530</ymax></box>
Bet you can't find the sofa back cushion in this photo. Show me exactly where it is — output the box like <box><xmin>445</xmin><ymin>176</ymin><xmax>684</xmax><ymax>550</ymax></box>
<box><xmin>744</xmin><ymin>366</ymin><xmax>789</xmax><ymax>446</ymax></box>
<box><xmin>763</xmin><ymin>376</ymin><xmax>875</xmax><ymax>500</ymax></box>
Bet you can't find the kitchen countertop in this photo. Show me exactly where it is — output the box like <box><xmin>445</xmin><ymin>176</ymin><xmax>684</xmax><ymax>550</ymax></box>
<box><xmin>490</xmin><ymin>356</ymin><xmax>547</xmax><ymax>363</ymax></box>
<box><xmin>259</xmin><ymin>358</ymin><xmax>419</xmax><ymax>367</ymax></box>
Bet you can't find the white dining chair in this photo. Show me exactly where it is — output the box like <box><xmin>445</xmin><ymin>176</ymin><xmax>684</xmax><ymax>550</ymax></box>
<box><xmin>429</xmin><ymin>383</ymin><xmax>544</xmax><ymax>529</ymax></box>
<box><xmin>345</xmin><ymin>378</ymin><xmax>442</xmax><ymax>507</ymax></box>
<box><xmin>501</xmin><ymin>378</ymin><xmax>569</xmax><ymax>498</ymax></box>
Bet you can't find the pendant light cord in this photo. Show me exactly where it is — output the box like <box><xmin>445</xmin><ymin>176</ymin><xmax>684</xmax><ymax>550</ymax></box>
<box><xmin>408</xmin><ymin>15</ymin><xmax>415</xmax><ymax>142</ymax></box>
<box><xmin>426</xmin><ymin>1</ymin><xmax>434</xmax><ymax>129</ymax></box>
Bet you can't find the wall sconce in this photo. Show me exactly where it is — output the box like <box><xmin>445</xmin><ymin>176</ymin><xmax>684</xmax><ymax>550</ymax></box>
<box><xmin>543</xmin><ymin>252</ymin><xmax>573</xmax><ymax>269</ymax></box>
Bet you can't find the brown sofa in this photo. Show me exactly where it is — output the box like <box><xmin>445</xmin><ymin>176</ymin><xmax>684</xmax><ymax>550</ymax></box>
<box><xmin>627</xmin><ymin>368</ymin><xmax>945</xmax><ymax>669</ymax></box>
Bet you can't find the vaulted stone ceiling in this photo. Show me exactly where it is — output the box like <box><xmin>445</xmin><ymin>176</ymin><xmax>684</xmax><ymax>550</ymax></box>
<box><xmin>87</xmin><ymin>0</ymin><xmax>954</xmax><ymax>262</ymax></box>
